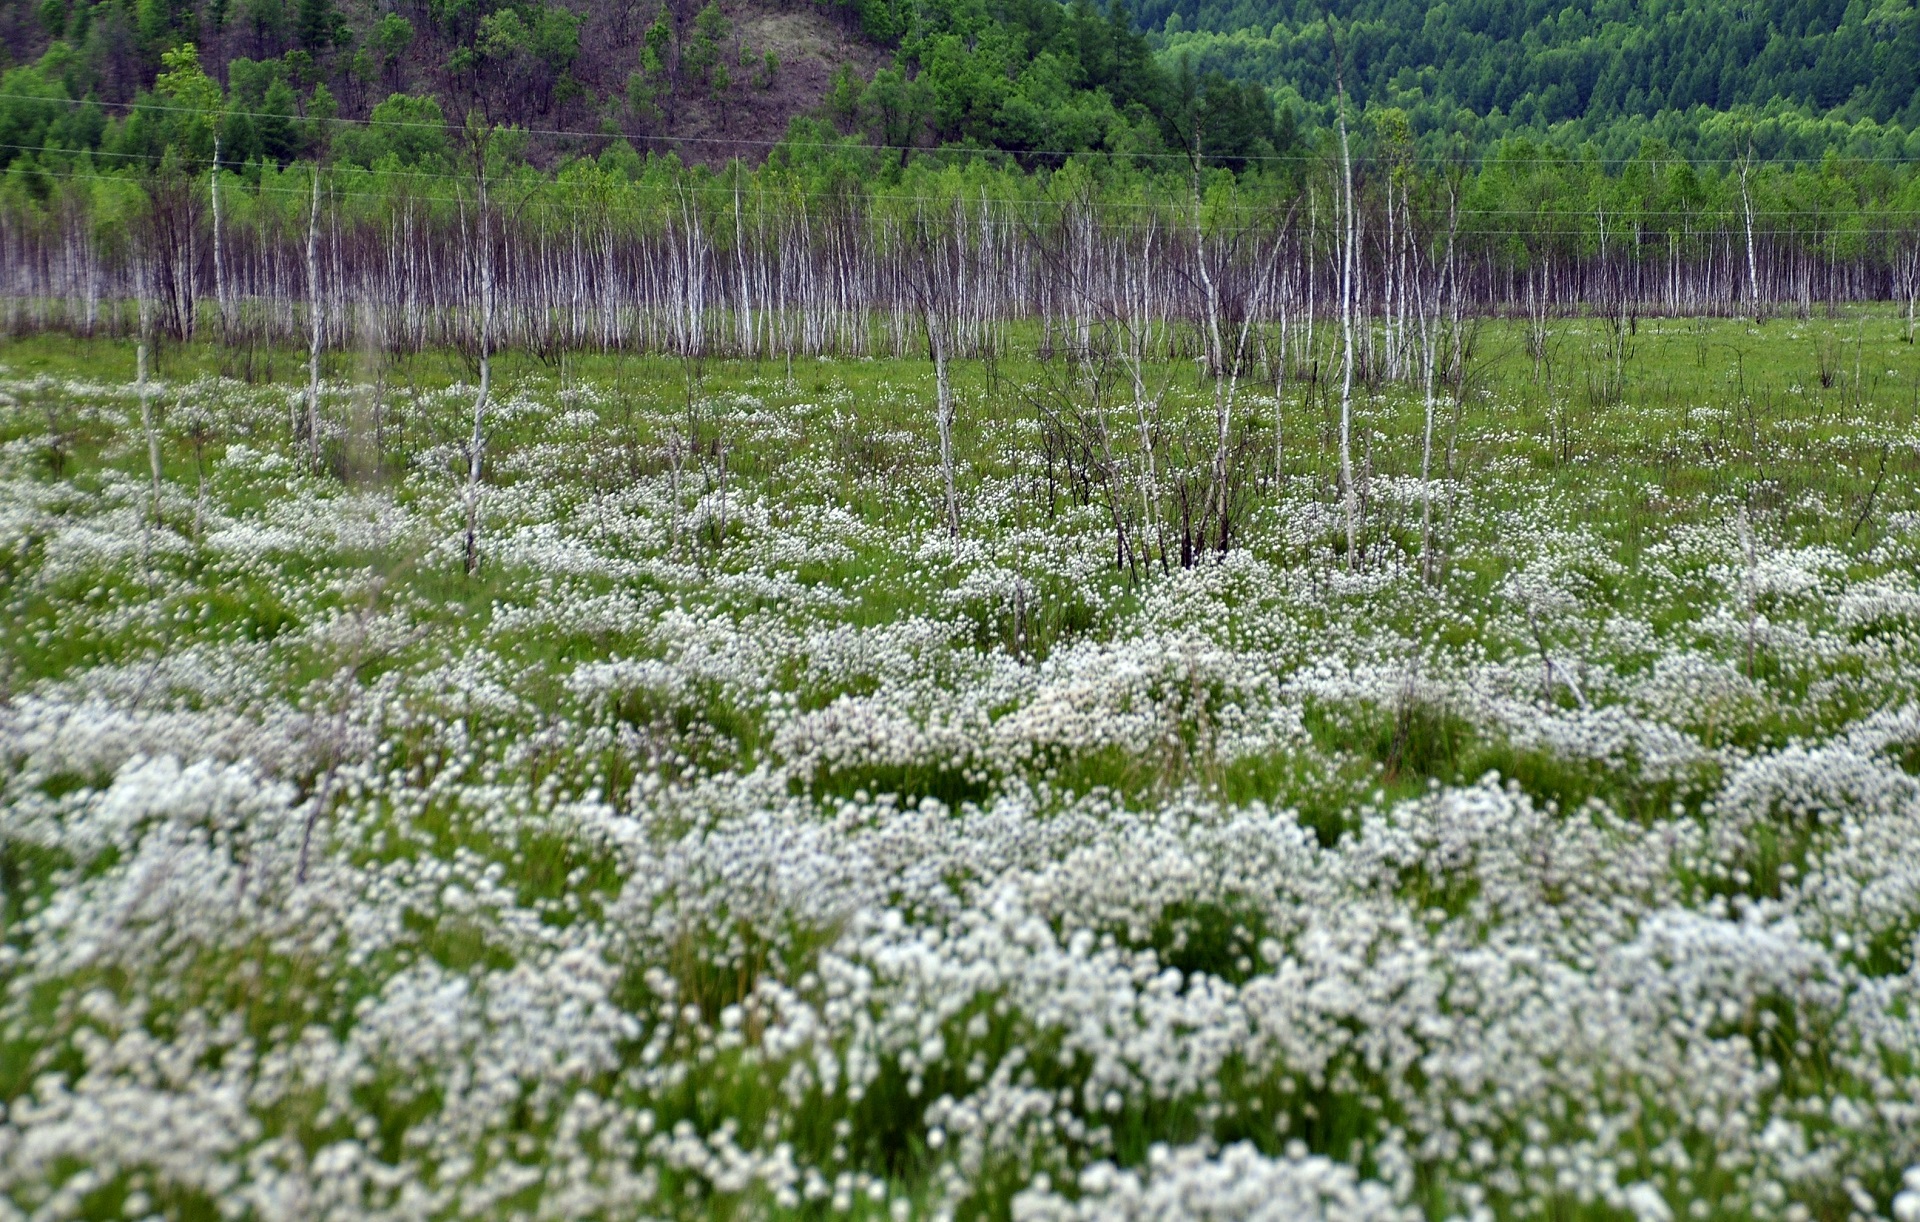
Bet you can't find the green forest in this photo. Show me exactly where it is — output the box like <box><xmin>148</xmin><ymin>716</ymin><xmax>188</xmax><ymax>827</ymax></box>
<box><xmin>1149</xmin><ymin>0</ymin><xmax>1920</xmax><ymax>161</ymax></box>
<box><xmin>4</xmin><ymin>0</ymin><xmax>1920</xmax><ymax>181</ymax></box>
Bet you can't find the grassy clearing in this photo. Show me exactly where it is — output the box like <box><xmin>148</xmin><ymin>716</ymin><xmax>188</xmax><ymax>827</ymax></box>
<box><xmin>2</xmin><ymin>312</ymin><xmax>1920</xmax><ymax>1220</ymax></box>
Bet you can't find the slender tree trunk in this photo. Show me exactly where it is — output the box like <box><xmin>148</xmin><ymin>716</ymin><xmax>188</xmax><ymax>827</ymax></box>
<box><xmin>1336</xmin><ymin>82</ymin><xmax>1360</xmax><ymax>569</ymax></box>
<box><xmin>1420</xmin><ymin>190</ymin><xmax>1456</xmax><ymax>585</ymax></box>
<box><xmin>734</xmin><ymin>179</ymin><xmax>752</xmax><ymax>356</ymax></box>
<box><xmin>305</xmin><ymin>167</ymin><xmax>324</xmax><ymax>469</ymax></box>
<box><xmin>1740</xmin><ymin>145</ymin><xmax>1760</xmax><ymax>324</ymax></box>
<box><xmin>136</xmin><ymin>281</ymin><xmax>150</xmax><ymax>394</ymax></box>
<box><xmin>465</xmin><ymin>145</ymin><xmax>493</xmax><ymax>576</ymax></box>
<box><xmin>211</xmin><ymin>136</ymin><xmax>227</xmax><ymax>345</ymax></box>
<box><xmin>1199</xmin><ymin>241</ymin><xmax>1231</xmax><ymax>534</ymax></box>
<box><xmin>1303</xmin><ymin>189</ymin><xmax>1318</xmax><ymax>385</ymax></box>
<box><xmin>932</xmin><ymin>315</ymin><xmax>959</xmax><ymax>538</ymax></box>
<box><xmin>1905</xmin><ymin>246</ymin><xmax>1918</xmax><ymax>343</ymax></box>
<box><xmin>137</xmin><ymin>265</ymin><xmax>159</xmax><ymax>525</ymax></box>
<box><xmin>1273</xmin><ymin>257</ymin><xmax>1289</xmax><ymax>484</ymax></box>
<box><xmin>1127</xmin><ymin>228</ymin><xmax>1160</xmax><ymax>555</ymax></box>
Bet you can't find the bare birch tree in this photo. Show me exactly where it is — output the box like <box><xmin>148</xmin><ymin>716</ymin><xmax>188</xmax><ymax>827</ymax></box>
<box><xmin>1334</xmin><ymin>59</ymin><xmax>1361</xmax><ymax>568</ymax></box>
<box><xmin>1739</xmin><ymin>134</ymin><xmax>1761</xmax><ymax>324</ymax></box>
<box><xmin>136</xmin><ymin>255</ymin><xmax>161</xmax><ymax>526</ymax></box>
<box><xmin>463</xmin><ymin>118</ymin><xmax>494</xmax><ymax>576</ymax></box>
<box><xmin>211</xmin><ymin>135</ymin><xmax>227</xmax><ymax>346</ymax></box>
<box><xmin>305</xmin><ymin>163</ymin><xmax>326</xmax><ymax>470</ymax></box>
<box><xmin>1419</xmin><ymin>183</ymin><xmax>1460</xmax><ymax>584</ymax></box>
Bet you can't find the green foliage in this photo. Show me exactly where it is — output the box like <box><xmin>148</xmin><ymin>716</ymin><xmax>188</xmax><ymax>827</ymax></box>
<box><xmin>136</xmin><ymin>0</ymin><xmax>198</xmax><ymax>56</ymax></box>
<box><xmin>333</xmin><ymin>91</ymin><xmax>450</xmax><ymax>166</ymax></box>
<box><xmin>476</xmin><ymin>4</ymin><xmax>579</xmax><ymax>70</ymax></box>
<box><xmin>221</xmin><ymin>58</ymin><xmax>303</xmax><ymax>164</ymax></box>
<box><xmin>643</xmin><ymin>3</ymin><xmax>674</xmax><ymax>75</ymax></box>
<box><xmin>372</xmin><ymin>12</ymin><xmax>414</xmax><ymax>67</ymax></box>
<box><xmin>681</xmin><ymin>1</ymin><xmax>731</xmax><ymax>92</ymax></box>
<box><xmin>626</xmin><ymin>68</ymin><xmax>660</xmax><ymax>125</ymax></box>
<box><xmin>863</xmin><ymin>0</ymin><xmax>1281</xmax><ymax>166</ymax></box>
<box><xmin>294</xmin><ymin>0</ymin><xmax>346</xmax><ymax>52</ymax></box>
<box><xmin>156</xmin><ymin>43</ymin><xmax>220</xmax><ymax>114</ymax></box>
<box><xmin>860</xmin><ymin>65</ymin><xmax>929</xmax><ymax>149</ymax></box>
<box><xmin>110</xmin><ymin>42</ymin><xmax>224</xmax><ymax>166</ymax></box>
<box><xmin>306</xmin><ymin>81</ymin><xmax>338</xmax><ymax>144</ymax></box>
<box><xmin>282</xmin><ymin>46</ymin><xmax>316</xmax><ymax>88</ymax></box>
<box><xmin>0</xmin><ymin>48</ymin><xmax>102</xmax><ymax>165</ymax></box>
<box><xmin>824</xmin><ymin>63</ymin><xmax>864</xmax><ymax>131</ymax></box>
<box><xmin>464</xmin><ymin>2</ymin><xmax>581</xmax><ymax>109</ymax></box>
<box><xmin>238</xmin><ymin>0</ymin><xmax>290</xmax><ymax>48</ymax></box>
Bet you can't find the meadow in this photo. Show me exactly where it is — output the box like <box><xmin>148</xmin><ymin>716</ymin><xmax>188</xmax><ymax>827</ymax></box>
<box><xmin>4</xmin><ymin>312</ymin><xmax>1920</xmax><ymax>1221</ymax></box>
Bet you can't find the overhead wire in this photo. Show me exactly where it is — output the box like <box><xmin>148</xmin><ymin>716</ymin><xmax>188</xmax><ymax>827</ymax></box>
<box><xmin>5</xmin><ymin>149</ymin><xmax>1920</xmax><ymax>237</ymax></box>
<box><xmin>3</xmin><ymin>88</ymin><xmax>1920</xmax><ymax>169</ymax></box>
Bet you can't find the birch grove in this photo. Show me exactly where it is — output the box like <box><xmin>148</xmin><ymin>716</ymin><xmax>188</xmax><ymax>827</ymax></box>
<box><xmin>2</xmin><ymin>157</ymin><xmax>1915</xmax><ymax>364</ymax></box>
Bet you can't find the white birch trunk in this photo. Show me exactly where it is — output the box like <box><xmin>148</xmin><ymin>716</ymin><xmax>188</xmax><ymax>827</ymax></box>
<box><xmin>1336</xmin><ymin>88</ymin><xmax>1359</xmax><ymax>569</ymax></box>
<box><xmin>211</xmin><ymin>137</ymin><xmax>227</xmax><ymax>344</ymax></box>
<box><xmin>465</xmin><ymin>155</ymin><xmax>493</xmax><ymax>576</ymax></box>
<box><xmin>1740</xmin><ymin>149</ymin><xmax>1760</xmax><ymax>323</ymax></box>
<box><xmin>305</xmin><ymin>167</ymin><xmax>324</xmax><ymax>468</ymax></box>
<box><xmin>932</xmin><ymin>312</ymin><xmax>959</xmax><ymax>538</ymax></box>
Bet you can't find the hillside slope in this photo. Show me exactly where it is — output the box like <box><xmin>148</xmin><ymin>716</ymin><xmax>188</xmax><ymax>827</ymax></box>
<box><xmin>6</xmin><ymin>0</ymin><xmax>1916</xmax><ymax>171</ymax></box>
<box><xmin>1</xmin><ymin>0</ymin><xmax>1293</xmax><ymax>174</ymax></box>
<box><xmin>1</xmin><ymin>0</ymin><xmax>890</xmax><ymax>165</ymax></box>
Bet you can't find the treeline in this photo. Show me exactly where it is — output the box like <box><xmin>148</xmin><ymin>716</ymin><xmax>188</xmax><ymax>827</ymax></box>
<box><xmin>5</xmin><ymin>109</ymin><xmax>1919</xmax><ymax>363</ymax></box>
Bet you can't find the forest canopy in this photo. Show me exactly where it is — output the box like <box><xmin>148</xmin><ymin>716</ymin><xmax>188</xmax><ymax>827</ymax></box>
<box><xmin>1147</xmin><ymin>0</ymin><xmax>1920</xmax><ymax>161</ymax></box>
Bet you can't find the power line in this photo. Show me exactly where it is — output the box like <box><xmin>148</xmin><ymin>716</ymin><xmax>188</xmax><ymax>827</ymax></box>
<box><xmin>6</xmin><ymin>145</ymin><xmax>1920</xmax><ymax>233</ymax></box>
<box><xmin>4</xmin><ymin>89</ymin><xmax>1919</xmax><ymax>169</ymax></box>
<box><xmin>10</xmin><ymin>162</ymin><xmax>1920</xmax><ymax>238</ymax></box>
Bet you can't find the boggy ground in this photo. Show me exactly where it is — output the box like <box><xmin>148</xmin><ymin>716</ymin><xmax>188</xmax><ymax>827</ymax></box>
<box><xmin>4</xmin><ymin>314</ymin><xmax>1920</xmax><ymax>1220</ymax></box>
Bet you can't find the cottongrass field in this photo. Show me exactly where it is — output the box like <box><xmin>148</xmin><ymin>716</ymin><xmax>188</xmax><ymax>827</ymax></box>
<box><xmin>6</xmin><ymin>320</ymin><xmax>1920</xmax><ymax>1222</ymax></box>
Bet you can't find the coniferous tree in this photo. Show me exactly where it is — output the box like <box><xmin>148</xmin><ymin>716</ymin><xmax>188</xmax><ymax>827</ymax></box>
<box><xmin>295</xmin><ymin>0</ymin><xmax>343</xmax><ymax>53</ymax></box>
